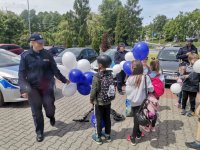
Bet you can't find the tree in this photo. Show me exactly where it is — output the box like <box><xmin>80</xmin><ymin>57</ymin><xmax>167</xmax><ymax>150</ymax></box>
<box><xmin>99</xmin><ymin>0</ymin><xmax>122</xmax><ymax>44</ymax></box>
<box><xmin>152</xmin><ymin>15</ymin><xmax>168</xmax><ymax>35</ymax></box>
<box><xmin>73</xmin><ymin>0</ymin><xmax>91</xmax><ymax>47</ymax></box>
<box><xmin>87</xmin><ymin>13</ymin><xmax>105</xmax><ymax>52</ymax></box>
<box><xmin>101</xmin><ymin>32</ymin><xmax>110</xmax><ymax>52</ymax></box>
<box><xmin>124</xmin><ymin>0</ymin><xmax>143</xmax><ymax>45</ymax></box>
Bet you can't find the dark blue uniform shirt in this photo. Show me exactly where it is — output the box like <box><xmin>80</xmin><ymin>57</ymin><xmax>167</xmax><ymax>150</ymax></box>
<box><xmin>18</xmin><ymin>48</ymin><xmax>67</xmax><ymax>93</ymax></box>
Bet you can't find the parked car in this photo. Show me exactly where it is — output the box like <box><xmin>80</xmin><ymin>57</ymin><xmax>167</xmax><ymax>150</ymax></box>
<box><xmin>157</xmin><ymin>47</ymin><xmax>180</xmax><ymax>85</ymax></box>
<box><xmin>55</xmin><ymin>48</ymin><xmax>98</xmax><ymax>64</ymax></box>
<box><xmin>0</xmin><ymin>44</ymin><xmax>24</xmax><ymax>55</ymax></box>
<box><xmin>47</xmin><ymin>46</ymin><xmax>65</xmax><ymax>57</ymax></box>
<box><xmin>0</xmin><ymin>49</ymin><xmax>27</xmax><ymax>106</ymax></box>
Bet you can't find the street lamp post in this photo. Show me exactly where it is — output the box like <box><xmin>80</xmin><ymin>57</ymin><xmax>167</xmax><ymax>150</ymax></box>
<box><xmin>27</xmin><ymin>0</ymin><xmax>31</xmax><ymax>36</ymax></box>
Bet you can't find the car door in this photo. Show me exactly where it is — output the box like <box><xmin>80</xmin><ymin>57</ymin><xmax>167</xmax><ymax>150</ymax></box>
<box><xmin>87</xmin><ymin>49</ymin><xmax>98</xmax><ymax>63</ymax></box>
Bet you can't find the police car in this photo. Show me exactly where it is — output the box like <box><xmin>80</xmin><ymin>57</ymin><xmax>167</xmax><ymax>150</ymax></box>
<box><xmin>0</xmin><ymin>49</ymin><xmax>27</xmax><ymax>106</ymax></box>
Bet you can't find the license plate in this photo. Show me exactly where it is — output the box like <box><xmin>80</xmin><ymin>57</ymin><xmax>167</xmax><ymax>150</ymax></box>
<box><xmin>166</xmin><ymin>75</ymin><xmax>177</xmax><ymax>80</ymax></box>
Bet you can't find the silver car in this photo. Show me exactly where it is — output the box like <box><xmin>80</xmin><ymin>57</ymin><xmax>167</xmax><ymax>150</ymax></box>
<box><xmin>0</xmin><ymin>49</ymin><xmax>27</xmax><ymax>106</ymax></box>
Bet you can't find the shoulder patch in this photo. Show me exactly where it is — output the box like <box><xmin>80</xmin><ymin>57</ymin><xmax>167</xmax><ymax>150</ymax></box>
<box><xmin>21</xmin><ymin>51</ymin><xmax>30</xmax><ymax>58</ymax></box>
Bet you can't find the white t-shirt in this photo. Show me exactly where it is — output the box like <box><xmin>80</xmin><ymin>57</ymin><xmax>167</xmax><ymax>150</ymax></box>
<box><xmin>126</xmin><ymin>75</ymin><xmax>154</xmax><ymax>107</ymax></box>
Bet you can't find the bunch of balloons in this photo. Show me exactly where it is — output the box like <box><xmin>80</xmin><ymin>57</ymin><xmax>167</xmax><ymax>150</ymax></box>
<box><xmin>58</xmin><ymin>52</ymin><xmax>95</xmax><ymax>97</ymax></box>
<box><xmin>112</xmin><ymin>42</ymin><xmax>149</xmax><ymax>76</ymax></box>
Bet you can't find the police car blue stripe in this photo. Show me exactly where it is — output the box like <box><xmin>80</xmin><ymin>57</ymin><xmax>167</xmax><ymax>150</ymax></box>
<box><xmin>0</xmin><ymin>79</ymin><xmax>18</xmax><ymax>89</ymax></box>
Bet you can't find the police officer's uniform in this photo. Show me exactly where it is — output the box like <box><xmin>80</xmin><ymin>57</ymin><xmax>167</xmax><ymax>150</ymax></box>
<box><xmin>18</xmin><ymin>34</ymin><xmax>67</xmax><ymax>139</ymax></box>
<box><xmin>176</xmin><ymin>39</ymin><xmax>198</xmax><ymax>66</ymax></box>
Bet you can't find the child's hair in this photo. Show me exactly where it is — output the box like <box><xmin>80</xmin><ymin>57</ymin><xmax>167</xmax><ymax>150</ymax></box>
<box><xmin>131</xmin><ymin>60</ymin><xmax>143</xmax><ymax>88</ymax></box>
<box><xmin>188</xmin><ymin>53</ymin><xmax>199</xmax><ymax>63</ymax></box>
<box><xmin>150</xmin><ymin>59</ymin><xmax>160</xmax><ymax>72</ymax></box>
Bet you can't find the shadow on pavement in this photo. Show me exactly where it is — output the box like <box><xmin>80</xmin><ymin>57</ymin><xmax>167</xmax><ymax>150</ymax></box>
<box><xmin>159</xmin><ymin>105</ymin><xmax>171</xmax><ymax>112</ymax></box>
<box><xmin>112</xmin><ymin>120</ymin><xmax>183</xmax><ymax>149</ymax></box>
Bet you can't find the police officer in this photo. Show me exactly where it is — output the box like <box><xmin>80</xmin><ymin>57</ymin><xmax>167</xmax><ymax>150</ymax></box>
<box><xmin>18</xmin><ymin>33</ymin><xmax>69</xmax><ymax>142</ymax></box>
<box><xmin>176</xmin><ymin>37</ymin><xmax>198</xmax><ymax>66</ymax></box>
<box><xmin>114</xmin><ymin>43</ymin><xmax>128</xmax><ymax>95</ymax></box>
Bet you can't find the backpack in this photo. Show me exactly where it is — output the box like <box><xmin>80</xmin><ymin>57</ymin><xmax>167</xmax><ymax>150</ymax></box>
<box><xmin>151</xmin><ymin>75</ymin><xmax>164</xmax><ymax>98</ymax></box>
<box><xmin>97</xmin><ymin>72</ymin><xmax>116</xmax><ymax>103</ymax></box>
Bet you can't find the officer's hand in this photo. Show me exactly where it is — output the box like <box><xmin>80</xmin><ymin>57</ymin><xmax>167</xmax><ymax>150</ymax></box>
<box><xmin>186</xmin><ymin>52</ymin><xmax>191</xmax><ymax>56</ymax></box>
<box><xmin>66</xmin><ymin>80</ymin><xmax>70</xmax><ymax>85</ymax></box>
<box><xmin>21</xmin><ymin>93</ymin><xmax>28</xmax><ymax>98</ymax></box>
<box><xmin>195</xmin><ymin>105</ymin><xmax>200</xmax><ymax>117</ymax></box>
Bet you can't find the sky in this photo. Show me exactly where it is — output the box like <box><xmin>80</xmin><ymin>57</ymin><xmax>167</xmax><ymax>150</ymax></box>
<box><xmin>0</xmin><ymin>0</ymin><xmax>200</xmax><ymax>25</ymax></box>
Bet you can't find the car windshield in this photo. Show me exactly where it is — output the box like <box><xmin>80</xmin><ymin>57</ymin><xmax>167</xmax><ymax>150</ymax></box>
<box><xmin>0</xmin><ymin>52</ymin><xmax>20</xmax><ymax>67</ymax></box>
<box><xmin>158</xmin><ymin>50</ymin><xmax>178</xmax><ymax>61</ymax></box>
<box><xmin>58</xmin><ymin>48</ymin><xmax>81</xmax><ymax>57</ymax></box>
<box><xmin>102</xmin><ymin>49</ymin><xmax>116</xmax><ymax>60</ymax></box>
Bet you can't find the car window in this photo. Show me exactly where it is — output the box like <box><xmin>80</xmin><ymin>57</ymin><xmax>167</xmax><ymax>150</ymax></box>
<box><xmin>80</xmin><ymin>50</ymin><xmax>88</xmax><ymax>59</ymax></box>
<box><xmin>58</xmin><ymin>48</ymin><xmax>81</xmax><ymax>57</ymax></box>
<box><xmin>87</xmin><ymin>49</ymin><xmax>96</xmax><ymax>57</ymax></box>
<box><xmin>158</xmin><ymin>50</ymin><xmax>178</xmax><ymax>61</ymax></box>
<box><xmin>0</xmin><ymin>52</ymin><xmax>20</xmax><ymax>67</ymax></box>
<box><xmin>0</xmin><ymin>45</ymin><xmax>8</xmax><ymax>50</ymax></box>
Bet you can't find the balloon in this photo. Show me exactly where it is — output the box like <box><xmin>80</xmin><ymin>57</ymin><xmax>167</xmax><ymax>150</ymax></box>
<box><xmin>90</xmin><ymin>114</ymin><xmax>105</xmax><ymax>128</ymax></box>
<box><xmin>193</xmin><ymin>59</ymin><xmax>200</xmax><ymax>73</ymax></box>
<box><xmin>123</xmin><ymin>61</ymin><xmax>132</xmax><ymax>75</ymax></box>
<box><xmin>77</xmin><ymin>83</ymin><xmax>91</xmax><ymax>95</ymax></box>
<box><xmin>125</xmin><ymin>52</ymin><xmax>135</xmax><ymax>61</ymax></box>
<box><xmin>62</xmin><ymin>83</ymin><xmax>77</xmax><ymax>97</ymax></box>
<box><xmin>62</xmin><ymin>52</ymin><xmax>77</xmax><ymax>70</ymax></box>
<box><xmin>57</xmin><ymin>65</ymin><xmax>69</xmax><ymax>79</ymax></box>
<box><xmin>77</xmin><ymin>59</ymin><xmax>91</xmax><ymax>73</ymax></box>
<box><xmin>120</xmin><ymin>61</ymin><xmax>126</xmax><ymax>69</ymax></box>
<box><xmin>132</xmin><ymin>42</ymin><xmax>149</xmax><ymax>60</ymax></box>
<box><xmin>112</xmin><ymin>64</ymin><xmax>122</xmax><ymax>74</ymax></box>
<box><xmin>84</xmin><ymin>72</ymin><xmax>95</xmax><ymax>85</ymax></box>
<box><xmin>170</xmin><ymin>83</ymin><xmax>182</xmax><ymax>94</ymax></box>
<box><xmin>69</xmin><ymin>69</ymin><xmax>86</xmax><ymax>83</ymax></box>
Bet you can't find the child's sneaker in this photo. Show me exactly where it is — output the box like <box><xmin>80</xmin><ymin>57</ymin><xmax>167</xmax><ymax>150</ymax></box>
<box><xmin>151</xmin><ymin>127</ymin><xmax>156</xmax><ymax>132</ymax></box>
<box><xmin>186</xmin><ymin>111</ymin><xmax>195</xmax><ymax>117</ymax></box>
<box><xmin>174</xmin><ymin>103</ymin><xmax>181</xmax><ymax>108</ymax></box>
<box><xmin>181</xmin><ymin>109</ymin><xmax>187</xmax><ymax>115</ymax></box>
<box><xmin>92</xmin><ymin>134</ymin><xmax>103</xmax><ymax>145</ymax></box>
<box><xmin>131</xmin><ymin>137</ymin><xmax>136</xmax><ymax>146</ymax></box>
<box><xmin>185</xmin><ymin>141</ymin><xmax>200</xmax><ymax>149</ymax></box>
<box><xmin>104</xmin><ymin>134</ymin><xmax>111</xmax><ymax>142</ymax></box>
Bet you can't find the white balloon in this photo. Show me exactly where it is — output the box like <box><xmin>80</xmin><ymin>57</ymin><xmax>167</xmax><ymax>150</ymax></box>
<box><xmin>170</xmin><ymin>83</ymin><xmax>182</xmax><ymax>94</ymax></box>
<box><xmin>57</xmin><ymin>65</ymin><xmax>69</xmax><ymax>79</ymax></box>
<box><xmin>77</xmin><ymin>59</ymin><xmax>91</xmax><ymax>73</ymax></box>
<box><xmin>62</xmin><ymin>83</ymin><xmax>77</xmax><ymax>97</ymax></box>
<box><xmin>125</xmin><ymin>52</ymin><xmax>135</xmax><ymax>61</ymax></box>
<box><xmin>62</xmin><ymin>52</ymin><xmax>77</xmax><ymax>70</ymax></box>
<box><xmin>193</xmin><ymin>59</ymin><xmax>200</xmax><ymax>73</ymax></box>
<box><xmin>120</xmin><ymin>61</ymin><xmax>126</xmax><ymax>69</ymax></box>
<box><xmin>112</xmin><ymin>64</ymin><xmax>122</xmax><ymax>74</ymax></box>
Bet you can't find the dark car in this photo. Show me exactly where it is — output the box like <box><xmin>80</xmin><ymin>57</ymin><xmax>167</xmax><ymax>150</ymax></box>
<box><xmin>47</xmin><ymin>46</ymin><xmax>65</xmax><ymax>57</ymax></box>
<box><xmin>0</xmin><ymin>44</ymin><xmax>24</xmax><ymax>55</ymax></box>
<box><xmin>157</xmin><ymin>47</ymin><xmax>180</xmax><ymax>85</ymax></box>
<box><xmin>54</xmin><ymin>48</ymin><xmax>98</xmax><ymax>64</ymax></box>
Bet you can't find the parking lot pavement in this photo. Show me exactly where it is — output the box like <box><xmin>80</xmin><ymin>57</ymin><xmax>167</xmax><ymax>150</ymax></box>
<box><xmin>0</xmin><ymin>81</ymin><xmax>199</xmax><ymax>150</ymax></box>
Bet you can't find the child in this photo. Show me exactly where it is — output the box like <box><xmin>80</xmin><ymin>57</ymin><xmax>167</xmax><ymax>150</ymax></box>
<box><xmin>90</xmin><ymin>55</ymin><xmax>115</xmax><ymax>145</ymax></box>
<box><xmin>143</xmin><ymin>59</ymin><xmax>165</xmax><ymax>132</ymax></box>
<box><xmin>180</xmin><ymin>53</ymin><xmax>200</xmax><ymax>117</ymax></box>
<box><xmin>185</xmin><ymin>104</ymin><xmax>200</xmax><ymax>149</ymax></box>
<box><xmin>142</xmin><ymin>57</ymin><xmax>150</xmax><ymax>75</ymax></box>
<box><xmin>126</xmin><ymin>60</ymin><xmax>154</xmax><ymax>146</ymax></box>
<box><xmin>175</xmin><ymin>64</ymin><xmax>186</xmax><ymax>108</ymax></box>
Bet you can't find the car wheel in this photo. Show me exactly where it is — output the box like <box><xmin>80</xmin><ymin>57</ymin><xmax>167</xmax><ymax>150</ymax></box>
<box><xmin>0</xmin><ymin>91</ymin><xmax>4</xmax><ymax>107</ymax></box>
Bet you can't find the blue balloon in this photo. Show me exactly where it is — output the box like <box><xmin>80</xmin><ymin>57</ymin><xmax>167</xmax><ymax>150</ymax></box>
<box><xmin>77</xmin><ymin>83</ymin><xmax>91</xmax><ymax>95</ymax></box>
<box><xmin>84</xmin><ymin>72</ymin><xmax>95</xmax><ymax>85</ymax></box>
<box><xmin>69</xmin><ymin>69</ymin><xmax>85</xmax><ymax>83</ymax></box>
<box><xmin>132</xmin><ymin>42</ymin><xmax>149</xmax><ymax>60</ymax></box>
<box><xmin>90</xmin><ymin>114</ymin><xmax>105</xmax><ymax>128</ymax></box>
<box><xmin>123</xmin><ymin>61</ymin><xmax>132</xmax><ymax>75</ymax></box>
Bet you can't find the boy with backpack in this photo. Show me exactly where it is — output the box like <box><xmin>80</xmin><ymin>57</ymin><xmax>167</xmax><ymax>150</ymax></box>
<box><xmin>90</xmin><ymin>55</ymin><xmax>115</xmax><ymax>145</ymax></box>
